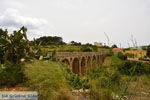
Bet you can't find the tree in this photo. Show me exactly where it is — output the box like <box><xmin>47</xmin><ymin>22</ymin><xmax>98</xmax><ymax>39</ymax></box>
<box><xmin>147</xmin><ymin>45</ymin><xmax>150</xmax><ymax>57</ymax></box>
<box><xmin>84</xmin><ymin>43</ymin><xmax>93</xmax><ymax>46</ymax></box>
<box><xmin>70</xmin><ymin>41</ymin><xmax>81</xmax><ymax>46</ymax></box>
<box><xmin>111</xmin><ymin>44</ymin><xmax>118</xmax><ymax>48</ymax></box>
<box><xmin>35</xmin><ymin>36</ymin><xmax>65</xmax><ymax>45</ymax></box>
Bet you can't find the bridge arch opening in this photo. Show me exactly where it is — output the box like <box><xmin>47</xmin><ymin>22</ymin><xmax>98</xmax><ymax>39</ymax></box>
<box><xmin>99</xmin><ymin>55</ymin><xmax>103</xmax><ymax>65</ymax></box>
<box><xmin>101</xmin><ymin>55</ymin><xmax>105</xmax><ymax>63</ymax></box>
<box><xmin>72</xmin><ymin>58</ymin><xmax>80</xmax><ymax>74</ymax></box>
<box><xmin>81</xmin><ymin>57</ymin><xmax>86</xmax><ymax>75</ymax></box>
<box><xmin>87</xmin><ymin>56</ymin><xmax>91</xmax><ymax>68</ymax></box>
<box><xmin>97</xmin><ymin>55</ymin><xmax>100</xmax><ymax>67</ymax></box>
<box><xmin>92</xmin><ymin>56</ymin><xmax>97</xmax><ymax>68</ymax></box>
<box><xmin>62</xmin><ymin>59</ymin><xmax>70</xmax><ymax>67</ymax></box>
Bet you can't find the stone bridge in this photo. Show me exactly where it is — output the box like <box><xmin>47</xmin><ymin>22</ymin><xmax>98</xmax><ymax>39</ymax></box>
<box><xmin>55</xmin><ymin>51</ymin><xmax>108</xmax><ymax>75</ymax></box>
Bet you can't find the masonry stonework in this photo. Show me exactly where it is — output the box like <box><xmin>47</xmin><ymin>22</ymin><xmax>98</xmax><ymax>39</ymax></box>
<box><xmin>55</xmin><ymin>51</ymin><xmax>108</xmax><ymax>75</ymax></box>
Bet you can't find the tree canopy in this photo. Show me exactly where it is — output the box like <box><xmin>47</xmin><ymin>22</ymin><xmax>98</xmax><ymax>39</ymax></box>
<box><xmin>70</xmin><ymin>41</ymin><xmax>81</xmax><ymax>46</ymax></box>
<box><xmin>111</xmin><ymin>44</ymin><xmax>118</xmax><ymax>48</ymax></box>
<box><xmin>34</xmin><ymin>36</ymin><xmax>65</xmax><ymax>45</ymax></box>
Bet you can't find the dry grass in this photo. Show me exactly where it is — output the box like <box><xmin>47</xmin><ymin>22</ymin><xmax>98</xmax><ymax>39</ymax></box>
<box><xmin>128</xmin><ymin>75</ymin><xmax>150</xmax><ymax>100</ymax></box>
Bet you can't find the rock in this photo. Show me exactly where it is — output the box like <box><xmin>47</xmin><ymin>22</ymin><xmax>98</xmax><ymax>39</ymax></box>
<box><xmin>20</xmin><ymin>58</ymin><xmax>25</xmax><ymax>62</ymax></box>
<box><xmin>39</xmin><ymin>56</ymin><xmax>43</xmax><ymax>60</ymax></box>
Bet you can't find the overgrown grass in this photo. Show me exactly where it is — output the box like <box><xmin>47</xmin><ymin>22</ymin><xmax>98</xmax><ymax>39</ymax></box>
<box><xmin>24</xmin><ymin>60</ymin><xmax>73</xmax><ymax>100</ymax></box>
<box><xmin>86</xmin><ymin>67</ymin><xmax>127</xmax><ymax>100</ymax></box>
<box><xmin>23</xmin><ymin>59</ymin><xmax>127</xmax><ymax>100</ymax></box>
<box><xmin>111</xmin><ymin>56</ymin><xmax>124</xmax><ymax>67</ymax></box>
<box><xmin>22</xmin><ymin>56</ymin><xmax>150</xmax><ymax>100</ymax></box>
<box><xmin>102</xmin><ymin>56</ymin><xmax>124</xmax><ymax>67</ymax></box>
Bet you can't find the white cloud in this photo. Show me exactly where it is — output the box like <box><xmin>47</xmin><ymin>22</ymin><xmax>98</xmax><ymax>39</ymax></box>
<box><xmin>0</xmin><ymin>8</ymin><xmax>48</xmax><ymax>29</ymax></box>
<box><xmin>0</xmin><ymin>8</ymin><xmax>55</xmax><ymax>39</ymax></box>
<box><xmin>0</xmin><ymin>0</ymin><xmax>149</xmax><ymax>47</ymax></box>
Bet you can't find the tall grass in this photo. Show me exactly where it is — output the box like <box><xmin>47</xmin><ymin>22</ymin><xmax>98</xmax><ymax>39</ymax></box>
<box><xmin>23</xmin><ymin>56</ymin><xmax>150</xmax><ymax>100</ymax></box>
<box><xmin>24</xmin><ymin>60</ymin><xmax>73</xmax><ymax>100</ymax></box>
<box><xmin>87</xmin><ymin>67</ymin><xmax>126</xmax><ymax>100</ymax></box>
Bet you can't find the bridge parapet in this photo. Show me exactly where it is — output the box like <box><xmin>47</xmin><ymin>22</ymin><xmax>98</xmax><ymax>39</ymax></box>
<box><xmin>55</xmin><ymin>51</ymin><xmax>108</xmax><ymax>58</ymax></box>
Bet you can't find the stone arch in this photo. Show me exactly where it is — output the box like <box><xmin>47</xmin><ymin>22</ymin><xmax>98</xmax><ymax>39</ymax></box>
<box><xmin>72</xmin><ymin>58</ymin><xmax>80</xmax><ymax>74</ymax></box>
<box><xmin>62</xmin><ymin>59</ymin><xmax>70</xmax><ymax>67</ymax></box>
<box><xmin>92</xmin><ymin>56</ymin><xmax>97</xmax><ymax>68</ymax></box>
<box><xmin>81</xmin><ymin>57</ymin><xmax>86</xmax><ymax>75</ymax></box>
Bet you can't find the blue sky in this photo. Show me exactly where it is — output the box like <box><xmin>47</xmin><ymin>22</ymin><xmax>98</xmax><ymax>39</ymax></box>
<box><xmin>0</xmin><ymin>0</ymin><xmax>150</xmax><ymax>47</ymax></box>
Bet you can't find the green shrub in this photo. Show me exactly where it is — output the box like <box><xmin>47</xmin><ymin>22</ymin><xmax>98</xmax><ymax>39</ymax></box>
<box><xmin>80</xmin><ymin>47</ymin><xmax>93</xmax><ymax>52</ymax></box>
<box><xmin>118</xmin><ymin>61</ymin><xmax>150</xmax><ymax>76</ymax></box>
<box><xmin>86</xmin><ymin>67</ymin><xmax>125</xmax><ymax>98</ymax></box>
<box><xmin>65</xmin><ymin>69</ymin><xmax>89</xmax><ymax>89</ymax></box>
<box><xmin>118</xmin><ymin>52</ymin><xmax>127</xmax><ymax>60</ymax></box>
<box><xmin>0</xmin><ymin>63</ymin><xmax>25</xmax><ymax>86</ymax></box>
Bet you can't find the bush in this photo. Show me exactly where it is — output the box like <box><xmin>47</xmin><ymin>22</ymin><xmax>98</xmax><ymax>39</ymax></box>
<box><xmin>64</xmin><ymin>67</ymin><xmax>89</xmax><ymax>89</ymax></box>
<box><xmin>87</xmin><ymin>67</ymin><xmax>121</xmax><ymax>87</ymax></box>
<box><xmin>0</xmin><ymin>63</ymin><xmax>25</xmax><ymax>86</ymax></box>
<box><xmin>118</xmin><ymin>52</ymin><xmax>127</xmax><ymax>60</ymax></box>
<box><xmin>118</xmin><ymin>61</ymin><xmax>150</xmax><ymax>76</ymax></box>
<box><xmin>86</xmin><ymin>67</ymin><xmax>125</xmax><ymax>99</ymax></box>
